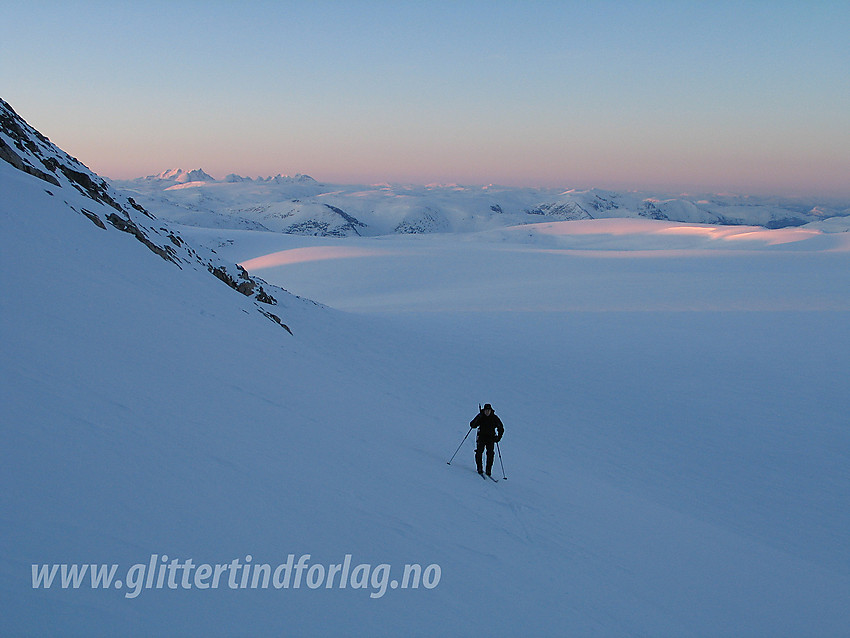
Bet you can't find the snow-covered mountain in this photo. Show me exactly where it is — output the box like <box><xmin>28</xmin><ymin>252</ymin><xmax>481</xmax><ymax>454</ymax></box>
<box><xmin>0</xmin><ymin>100</ymin><xmax>291</xmax><ymax>329</ymax></box>
<box><xmin>113</xmin><ymin>170</ymin><xmax>850</xmax><ymax>237</ymax></box>
<box><xmin>4</xmin><ymin>96</ymin><xmax>850</xmax><ymax>637</ymax></box>
<box><xmin>145</xmin><ymin>167</ymin><xmax>217</xmax><ymax>184</ymax></box>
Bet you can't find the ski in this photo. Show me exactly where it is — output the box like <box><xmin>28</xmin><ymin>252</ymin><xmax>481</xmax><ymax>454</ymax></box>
<box><xmin>486</xmin><ymin>474</ymin><xmax>499</xmax><ymax>482</ymax></box>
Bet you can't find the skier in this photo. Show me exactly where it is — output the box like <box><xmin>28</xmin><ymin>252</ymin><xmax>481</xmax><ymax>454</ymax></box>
<box><xmin>470</xmin><ymin>404</ymin><xmax>504</xmax><ymax>476</ymax></box>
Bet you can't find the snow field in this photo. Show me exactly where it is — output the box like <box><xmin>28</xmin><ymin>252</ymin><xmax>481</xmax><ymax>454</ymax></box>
<box><xmin>3</xmin><ymin>157</ymin><xmax>850</xmax><ymax>635</ymax></box>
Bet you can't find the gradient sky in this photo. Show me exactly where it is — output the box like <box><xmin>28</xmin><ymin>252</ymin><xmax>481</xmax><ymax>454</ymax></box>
<box><xmin>3</xmin><ymin>1</ymin><xmax>849</xmax><ymax>197</ymax></box>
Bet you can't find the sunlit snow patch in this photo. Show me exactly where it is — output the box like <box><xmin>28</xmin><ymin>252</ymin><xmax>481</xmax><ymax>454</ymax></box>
<box><xmin>505</xmin><ymin>219</ymin><xmax>849</xmax><ymax>253</ymax></box>
<box><xmin>239</xmin><ymin>246</ymin><xmax>394</xmax><ymax>270</ymax></box>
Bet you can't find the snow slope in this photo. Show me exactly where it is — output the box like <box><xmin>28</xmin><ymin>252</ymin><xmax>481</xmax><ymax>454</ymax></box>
<box><xmin>3</xmin><ymin>100</ymin><xmax>850</xmax><ymax>636</ymax></box>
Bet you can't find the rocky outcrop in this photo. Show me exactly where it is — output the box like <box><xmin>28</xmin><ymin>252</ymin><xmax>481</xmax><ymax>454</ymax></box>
<box><xmin>526</xmin><ymin>201</ymin><xmax>593</xmax><ymax>220</ymax></box>
<box><xmin>0</xmin><ymin>97</ymin><xmax>291</xmax><ymax>331</ymax></box>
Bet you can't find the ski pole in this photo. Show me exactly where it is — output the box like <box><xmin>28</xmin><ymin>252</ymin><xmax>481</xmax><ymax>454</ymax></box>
<box><xmin>496</xmin><ymin>441</ymin><xmax>507</xmax><ymax>480</ymax></box>
<box><xmin>447</xmin><ymin>427</ymin><xmax>473</xmax><ymax>465</ymax></box>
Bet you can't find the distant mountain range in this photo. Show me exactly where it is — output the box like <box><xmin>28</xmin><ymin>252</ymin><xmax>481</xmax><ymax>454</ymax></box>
<box><xmin>139</xmin><ymin>168</ymin><xmax>320</xmax><ymax>187</ymax></box>
<box><xmin>113</xmin><ymin>169</ymin><xmax>850</xmax><ymax>237</ymax></box>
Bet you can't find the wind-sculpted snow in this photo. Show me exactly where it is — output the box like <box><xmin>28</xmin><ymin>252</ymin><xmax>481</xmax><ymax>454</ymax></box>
<box><xmin>113</xmin><ymin>169</ymin><xmax>850</xmax><ymax>237</ymax></box>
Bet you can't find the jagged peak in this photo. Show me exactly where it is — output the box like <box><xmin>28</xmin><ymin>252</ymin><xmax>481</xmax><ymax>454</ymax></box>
<box><xmin>147</xmin><ymin>168</ymin><xmax>216</xmax><ymax>183</ymax></box>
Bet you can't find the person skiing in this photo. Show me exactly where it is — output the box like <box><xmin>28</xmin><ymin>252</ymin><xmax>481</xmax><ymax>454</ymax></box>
<box><xmin>470</xmin><ymin>404</ymin><xmax>504</xmax><ymax>476</ymax></box>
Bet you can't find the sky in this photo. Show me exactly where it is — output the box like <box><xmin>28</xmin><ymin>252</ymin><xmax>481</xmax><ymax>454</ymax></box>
<box><xmin>2</xmin><ymin>0</ymin><xmax>849</xmax><ymax>198</ymax></box>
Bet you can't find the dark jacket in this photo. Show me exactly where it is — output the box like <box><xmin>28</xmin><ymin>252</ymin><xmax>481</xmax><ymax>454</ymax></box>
<box><xmin>470</xmin><ymin>410</ymin><xmax>504</xmax><ymax>443</ymax></box>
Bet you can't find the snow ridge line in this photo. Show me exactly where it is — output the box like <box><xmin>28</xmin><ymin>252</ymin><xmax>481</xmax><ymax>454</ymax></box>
<box><xmin>0</xmin><ymin>97</ymin><xmax>291</xmax><ymax>331</ymax></box>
